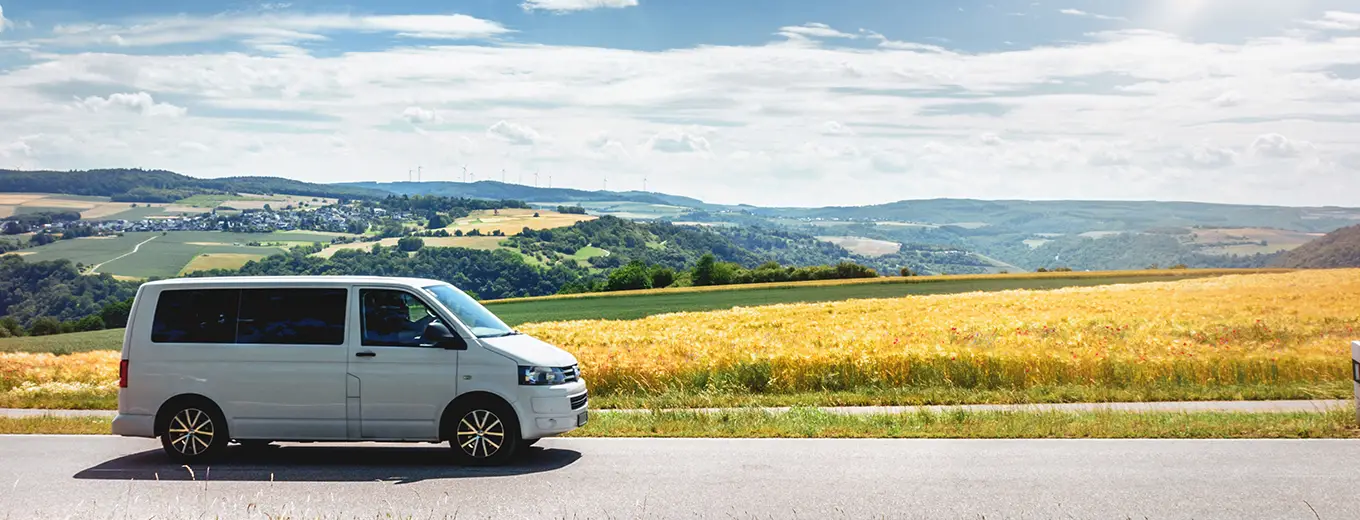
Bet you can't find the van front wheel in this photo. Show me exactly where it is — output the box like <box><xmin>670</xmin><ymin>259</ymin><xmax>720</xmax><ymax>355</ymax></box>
<box><xmin>159</xmin><ymin>401</ymin><xmax>228</xmax><ymax>464</ymax></box>
<box><xmin>449</xmin><ymin>399</ymin><xmax>520</xmax><ymax>465</ymax></box>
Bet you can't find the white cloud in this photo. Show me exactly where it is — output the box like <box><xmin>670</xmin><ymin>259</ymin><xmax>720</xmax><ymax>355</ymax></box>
<box><xmin>2</xmin><ymin>8</ymin><xmax>1359</xmax><ymax>206</ymax></box>
<box><xmin>487</xmin><ymin>121</ymin><xmax>540</xmax><ymax>145</ymax></box>
<box><xmin>401</xmin><ymin>106</ymin><xmax>441</xmax><ymax>124</ymax></box>
<box><xmin>521</xmin><ymin>0</ymin><xmax>638</xmax><ymax>13</ymax></box>
<box><xmin>0</xmin><ymin>4</ymin><xmax>12</xmax><ymax>34</ymax></box>
<box><xmin>648</xmin><ymin>130</ymin><xmax>710</xmax><ymax>153</ymax></box>
<box><xmin>1210</xmin><ymin>91</ymin><xmax>1243</xmax><ymax>107</ymax></box>
<box><xmin>978</xmin><ymin>133</ymin><xmax>1004</xmax><ymax>146</ymax></box>
<box><xmin>1301</xmin><ymin>11</ymin><xmax>1360</xmax><ymax>31</ymax></box>
<box><xmin>1173</xmin><ymin>144</ymin><xmax>1238</xmax><ymax>170</ymax></box>
<box><xmin>1250</xmin><ymin>133</ymin><xmax>1311</xmax><ymax>158</ymax></box>
<box><xmin>778</xmin><ymin>23</ymin><xmax>859</xmax><ymax>41</ymax></box>
<box><xmin>1058</xmin><ymin>8</ymin><xmax>1127</xmax><ymax>22</ymax></box>
<box><xmin>821</xmin><ymin>121</ymin><xmax>854</xmax><ymax>136</ymax></box>
<box><xmin>76</xmin><ymin>92</ymin><xmax>186</xmax><ymax>117</ymax></box>
<box><xmin>45</xmin><ymin>12</ymin><xmax>510</xmax><ymax>47</ymax></box>
<box><xmin>179</xmin><ymin>141</ymin><xmax>210</xmax><ymax>153</ymax></box>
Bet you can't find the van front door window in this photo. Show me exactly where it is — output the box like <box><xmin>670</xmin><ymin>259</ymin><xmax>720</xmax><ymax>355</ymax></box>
<box><xmin>361</xmin><ymin>290</ymin><xmax>436</xmax><ymax>347</ymax></box>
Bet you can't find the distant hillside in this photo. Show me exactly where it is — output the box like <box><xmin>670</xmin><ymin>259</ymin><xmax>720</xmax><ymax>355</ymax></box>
<box><xmin>342</xmin><ymin>181</ymin><xmax>709</xmax><ymax>208</ymax></box>
<box><xmin>0</xmin><ymin>169</ymin><xmax>384</xmax><ymax>202</ymax></box>
<box><xmin>1272</xmin><ymin>225</ymin><xmax>1360</xmax><ymax>268</ymax></box>
<box><xmin>756</xmin><ymin>199</ymin><xmax>1360</xmax><ymax>234</ymax></box>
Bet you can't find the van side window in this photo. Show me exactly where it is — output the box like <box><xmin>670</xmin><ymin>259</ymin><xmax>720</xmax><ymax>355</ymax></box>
<box><xmin>361</xmin><ymin>289</ymin><xmax>437</xmax><ymax>347</ymax></box>
<box><xmin>151</xmin><ymin>289</ymin><xmax>241</xmax><ymax>344</ymax></box>
<box><xmin>238</xmin><ymin>289</ymin><xmax>347</xmax><ymax>345</ymax></box>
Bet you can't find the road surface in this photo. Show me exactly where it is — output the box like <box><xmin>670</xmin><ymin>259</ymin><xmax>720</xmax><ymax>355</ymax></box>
<box><xmin>1</xmin><ymin>436</ymin><xmax>1357</xmax><ymax>519</ymax></box>
<box><xmin>2</xmin><ymin>399</ymin><xmax>1348</xmax><ymax>419</ymax></box>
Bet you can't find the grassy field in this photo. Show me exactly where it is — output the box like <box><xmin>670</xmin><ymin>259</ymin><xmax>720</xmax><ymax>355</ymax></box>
<box><xmin>18</xmin><ymin>231</ymin><xmax>337</xmax><ymax>278</ymax></box>
<box><xmin>485</xmin><ymin>269</ymin><xmax>1277</xmax><ymax>325</ymax></box>
<box><xmin>0</xmin><ymin>329</ymin><xmax>123</xmax><ymax>354</ymax></box>
<box><xmin>1191</xmin><ymin>227</ymin><xmax>1324</xmax><ymax>256</ymax></box>
<box><xmin>179</xmin><ymin>253</ymin><xmax>269</xmax><ymax>274</ymax></box>
<box><xmin>315</xmin><ymin>235</ymin><xmax>509</xmax><ymax>258</ymax></box>
<box><xmin>815</xmin><ymin>236</ymin><xmax>902</xmax><ymax>256</ymax></box>
<box><xmin>443</xmin><ymin>208</ymin><xmax>594</xmax><ymax>236</ymax></box>
<box><xmin>3</xmin><ymin>408</ymin><xmax>1356</xmax><ymax>438</ymax></box>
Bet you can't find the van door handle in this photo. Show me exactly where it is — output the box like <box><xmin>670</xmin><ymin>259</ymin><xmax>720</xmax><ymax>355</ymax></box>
<box><xmin>355</xmin><ymin>351</ymin><xmax>377</xmax><ymax>358</ymax></box>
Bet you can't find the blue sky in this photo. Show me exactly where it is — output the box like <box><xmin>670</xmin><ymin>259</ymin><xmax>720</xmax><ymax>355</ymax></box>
<box><xmin>1</xmin><ymin>0</ymin><xmax>1359</xmax><ymax>206</ymax></box>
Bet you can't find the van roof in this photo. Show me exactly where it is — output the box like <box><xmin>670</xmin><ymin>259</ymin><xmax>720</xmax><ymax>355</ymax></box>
<box><xmin>141</xmin><ymin>276</ymin><xmax>449</xmax><ymax>288</ymax></box>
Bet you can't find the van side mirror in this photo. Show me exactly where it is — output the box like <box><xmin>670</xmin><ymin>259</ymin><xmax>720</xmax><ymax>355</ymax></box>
<box><xmin>422</xmin><ymin>322</ymin><xmax>466</xmax><ymax>350</ymax></box>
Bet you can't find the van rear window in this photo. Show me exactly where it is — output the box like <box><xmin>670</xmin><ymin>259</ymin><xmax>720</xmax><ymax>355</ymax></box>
<box><xmin>151</xmin><ymin>288</ymin><xmax>347</xmax><ymax>345</ymax></box>
<box><xmin>151</xmin><ymin>289</ymin><xmax>241</xmax><ymax>344</ymax></box>
<box><xmin>238</xmin><ymin>289</ymin><xmax>347</xmax><ymax>345</ymax></box>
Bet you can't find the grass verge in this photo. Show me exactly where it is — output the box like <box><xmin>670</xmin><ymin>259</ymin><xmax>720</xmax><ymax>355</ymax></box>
<box><xmin>5</xmin><ymin>408</ymin><xmax>1357</xmax><ymax>438</ymax></box>
<box><xmin>1</xmin><ymin>382</ymin><xmax>1348</xmax><ymax>412</ymax></box>
<box><xmin>590</xmin><ymin>382</ymin><xmax>1354</xmax><ymax>409</ymax></box>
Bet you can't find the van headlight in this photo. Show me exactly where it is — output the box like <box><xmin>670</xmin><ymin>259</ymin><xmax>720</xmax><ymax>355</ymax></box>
<box><xmin>519</xmin><ymin>366</ymin><xmax>567</xmax><ymax>386</ymax></box>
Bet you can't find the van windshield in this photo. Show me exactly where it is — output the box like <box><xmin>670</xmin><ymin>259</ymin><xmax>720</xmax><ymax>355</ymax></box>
<box><xmin>423</xmin><ymin>284</ymin><xmax>516</xmax><ymax>338</ymax></box>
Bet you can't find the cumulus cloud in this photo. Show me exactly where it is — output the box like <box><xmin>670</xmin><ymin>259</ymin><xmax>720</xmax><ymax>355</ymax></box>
<box><xmin>487</xmin><ymin>120</ymin><xmax>540</xmax><ymax>145</ymax></box>
<box><xmin>1250</xmin><ymin>133</ymin><xmax>1310</xmax><ymax>158</ymax></box>
<box><xmin>1058</xmin><ymin>8</ymin><xmax>1127</xmax><ymax>22</ymax></box>
<box><xmin>521</xmin><ymin>0</ymin><xmax>638</xmax><ymax>13</ymax></box>
<box><xmin>1088</xmin><ymin>149</ymin><xmax>1131</xmax><ymax>166</ymax></box>
<box><xmin>401</xmin><ymin>106</ymin><xmax>441</xmax><ymax>124</ymax></box>
<box><xmin>76</xmin><ymin>92</ymin><xmax>186</xmax><ymax>117</ymax></box>
<box><xmin>821</xmin><ymin>121</ymin><xmax>854</xmax><ymax>136</ymax></box>
<box><xmin>1301</xmin><ymin>11</ymin><xmax>1360</xmax><ymax>31</ymax></box>
<box><xmin>0</xmin><ymin>4</ymin><xmax>12</xmax><ymax>34</ymax></box>
<box><xmin>978</xmin><ymin>133</ymin><xmax>1004</xmax><ymax>146</ymax></box>
<box><xmin>778</xmin><ymin>23</ymin><xmax>859</xmax><ymax>41</ymax></box>
<box><xmin>1211</xmin><ymin>91</ymin><xmax>1243</xmax><ymax>107</ymax></box>
<box><xmin>1173</xmin><ymin>144</ymin><xmax>1238</xmax><ymax>169</ymax></box>
<box><xmin>648</xmin><ymin>130</ymin><xmax>710</xmax><ymax>153</ymax></box>
<box><xmin>46</xmin><ymin>12</ymin><xmax>510</xmax><ymax>47</ymax></box>
<box><xmin>179</xmin><ymin>141</ymin><xmax>210</xmax><ymax>153</ymax></box>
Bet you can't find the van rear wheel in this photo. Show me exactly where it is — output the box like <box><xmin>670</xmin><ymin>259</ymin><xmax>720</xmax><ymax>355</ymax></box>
<box><xmin>159</xmin><ymin>400</ymin><xmax>228</xmax><ymax>464</ymax></box>
<box><xmin>448</xmin><ymin>398</ymin><xmax>520</xmax><ymax>465</ymax></box>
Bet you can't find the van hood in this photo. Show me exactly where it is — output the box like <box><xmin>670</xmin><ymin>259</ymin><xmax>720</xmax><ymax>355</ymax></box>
<box><xmin>478</xmin><ymin>333</ymin><xmax>578</xmax><ymax>367</ymax></box>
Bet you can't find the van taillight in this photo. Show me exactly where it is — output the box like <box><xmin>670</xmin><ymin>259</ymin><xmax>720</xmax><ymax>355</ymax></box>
<box><xmin>119</xmin><ymin>359</ymin><xmax>128</xmax><ymax>388</ymax></box>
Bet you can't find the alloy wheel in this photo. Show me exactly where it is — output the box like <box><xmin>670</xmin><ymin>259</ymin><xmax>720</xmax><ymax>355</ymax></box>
<box><xmin>455</xmin><ymin>409</ymin><xmax>505</xmax><ymax>458</ymax></box>
<box><xmin>167</xmin><ymin>408</ymin><xmax>215</xmax><ymax>456</ymax></box>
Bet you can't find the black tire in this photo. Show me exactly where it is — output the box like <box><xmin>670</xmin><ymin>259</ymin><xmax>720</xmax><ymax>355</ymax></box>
<box><xmin>447</xmin><ymin>397</ymin><xmax>520</xmax><ymax>465</ymax></box>
<box><xmin>158</xmin><ymin>398</ymin><xmax>229</xmax><ymax>464</ymax></box>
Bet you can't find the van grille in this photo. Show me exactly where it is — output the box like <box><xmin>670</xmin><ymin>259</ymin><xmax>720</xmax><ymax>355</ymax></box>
<box><xmin>569</xmin><ymin>391</ymin><xmax>588</xmax><ymax>410</ymax></box>
<box><xmin>562</xmin><ymin>364</ymin><xmax>580</xmax><ymax>383</ymax></box>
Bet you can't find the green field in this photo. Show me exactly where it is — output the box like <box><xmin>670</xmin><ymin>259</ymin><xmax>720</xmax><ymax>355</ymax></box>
<box><xmin>485</xmin><ymin>272</ymin><xmax>1229</xmax><ymax>326</ymax></box>
<box><xmin>94</xmin><ymin>205</ymin><xmax>171</xmax><ymax>221</ymax></box>
<box><xmin>174</xmin><ymin>194</ymin><xmax>276</xmax><ymax>208</ymax></box>
<box><xmin>17</xmin><ymin>231</ymin><xmax>337</xmax><ymax>278</ymax></box>
<box><xmin>0</xmin><ymin>329</ymin><xmax>123</xmax><ymax>354</ymax></box>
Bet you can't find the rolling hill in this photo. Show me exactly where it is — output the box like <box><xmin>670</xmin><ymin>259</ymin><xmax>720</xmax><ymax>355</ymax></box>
<box><xmin>342</xmin><ymin>180</ymin><xmax>709</xmax><ymax>208</ymax></box>
<box><xmin>0</xmin><ymin>169</ymin><xmax>384</xmax><ymax>202</ymax></box>
<box><xmin>1271</xmin><ymin>225</ymin><xmax>1360</xmax><ymax>268</ymax></box>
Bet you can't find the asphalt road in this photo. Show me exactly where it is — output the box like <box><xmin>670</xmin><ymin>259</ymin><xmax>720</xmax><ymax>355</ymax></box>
<box><xmin>2</xmin><ymin>436</ymin><xmax>1358</xmax><ymax>519</ymax></box>
<box><xmin>1</xmin><ymin>399</ymin><xmax>1349</xmax><ymax>418</ymax></box>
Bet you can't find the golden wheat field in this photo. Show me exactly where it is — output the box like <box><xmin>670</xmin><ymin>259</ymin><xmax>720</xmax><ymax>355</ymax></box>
<box><xmin>519</xmin><ymin>269</ymin><xmax>1360</xmax><ymax>396</ymax></box>
<box><xmin>1</xmin><ymin>269</ymin><xmax>1357</xmax><ymax>407</ymax></box>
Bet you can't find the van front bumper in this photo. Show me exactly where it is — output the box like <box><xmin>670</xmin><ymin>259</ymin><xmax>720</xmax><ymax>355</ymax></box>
<box><xmin>111</xmin><ymin>413</ymin><xmax>155</xmax><ymax>438</ymax></box>
<box><xmin>516</xmin><ymin>380</ymin><xmax>589</xmax><ymax>440</ymax></box>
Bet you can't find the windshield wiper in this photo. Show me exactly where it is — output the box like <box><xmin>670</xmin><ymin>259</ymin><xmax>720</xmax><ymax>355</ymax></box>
<box><xmin>479</xmin><ymin>330</ymin><xmax>521</xmax><ymax>338</ymax></box>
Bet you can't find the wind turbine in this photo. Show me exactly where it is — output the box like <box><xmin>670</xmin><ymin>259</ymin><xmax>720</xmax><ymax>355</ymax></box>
<box><xmin>417</xmin><ymin>166</ymin><xmax>422</xmax><ymax>183</ymax></box>
<box><xmin>534</xmin><ymin>170</ymin><xmax>540</xmax><ymax>187</ymax></box>
<box><xmin>602</xmin><ymin>175</ymin><xmax>608</xmax><ymax>191</ymax></box>
<box><xmin>643</xmin><ymin>174</ymin><xmax>648</xmax><ymax>192</ymax></box>
<box><xmin>461</xmin><ymin>165</ymin><xmax>468</xmax><ymax>183</ymax></box>
<box><xmin>501</xmin><ymin>168</ymin><xmax>506</xmax><ymax>183</ymax></box>
<box><xmin>408</xmin><ymin>169</ymin><xmax>412</xmax><ymax>182</ymax></box>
